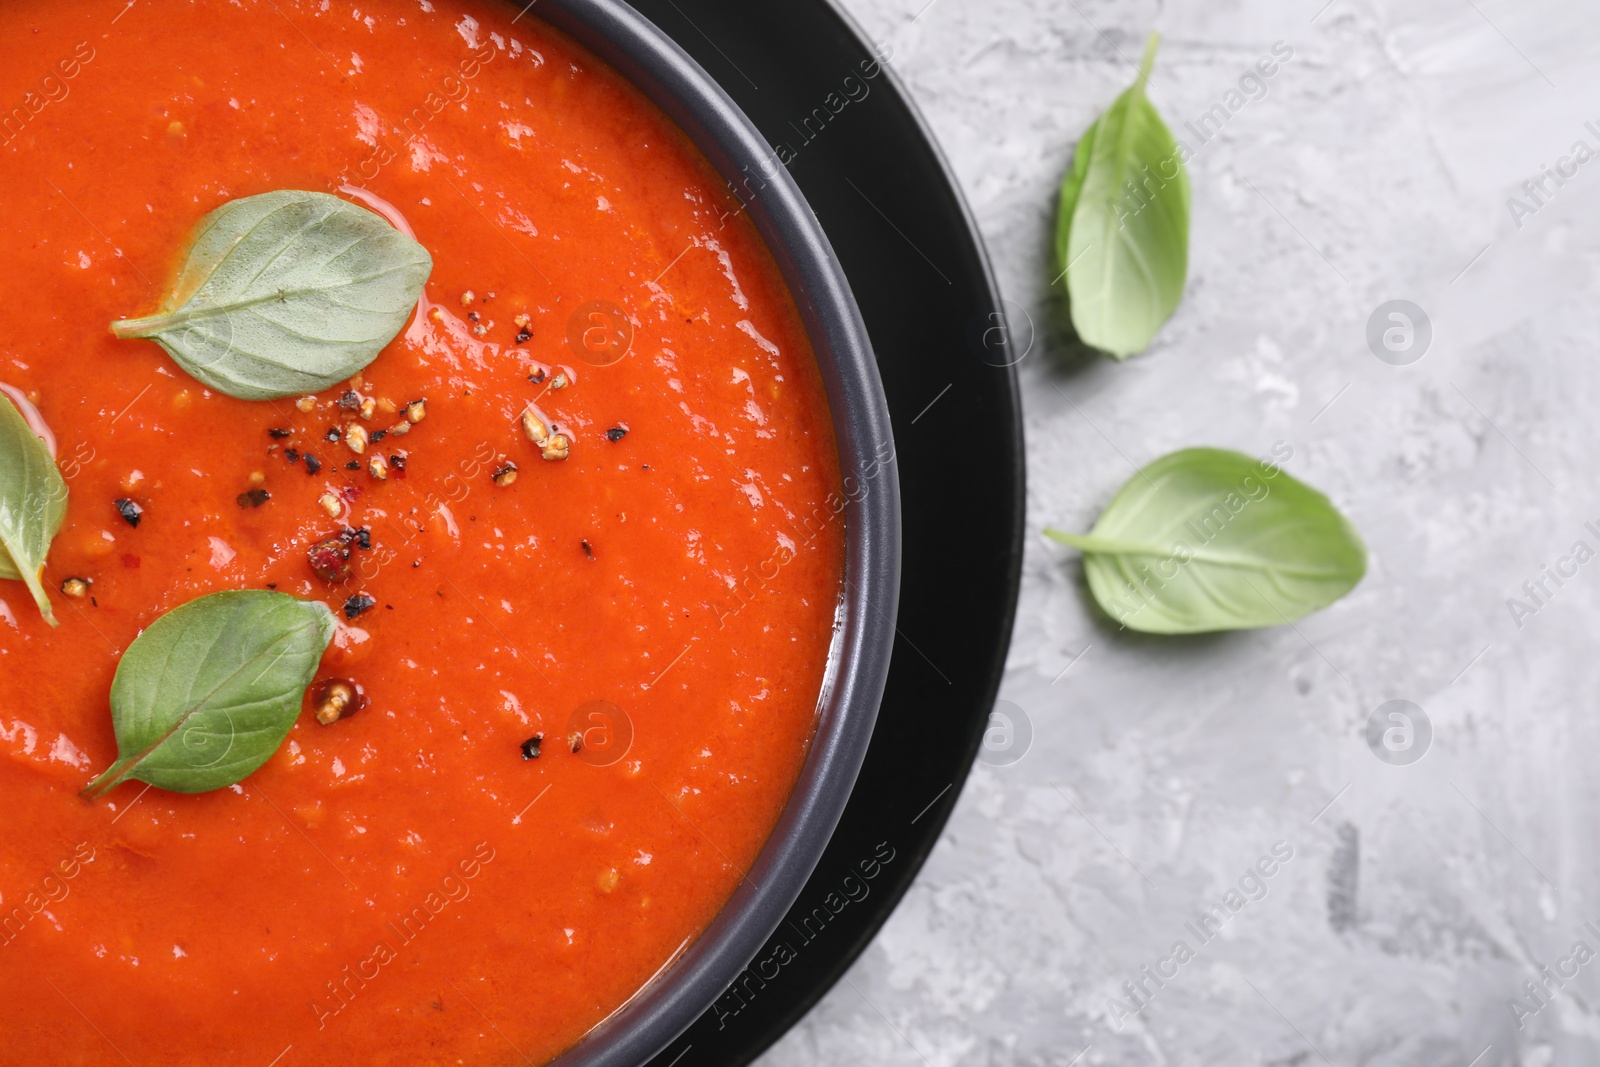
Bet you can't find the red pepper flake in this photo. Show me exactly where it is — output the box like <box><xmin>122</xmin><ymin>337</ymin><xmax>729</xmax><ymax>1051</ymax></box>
<box><xmin>236</xmin><ymin>488</ymin><xmax>271</xmax><ymax>509</ymax></box>
<box><xmin>337</xmin><ymin>483</ymin><xmax>362</xmax><ymax>503</ymax></box>
<box><xmin>121</xmin><ymin>553</ymin><xmax>141</xmax><ymax>569</ymax></box>
<box><xmin>343</xmin><ymin>593</ymin><xmax>377</xmax><ymax>620</ymax></box>
<box><xmin>114</xmin><ymin>498</ymin><xmax>142</xmax><ymax>527</ymax></box>
<box><xmin>307</xmin><ymin>536</ymin><xmax>353</xmax><ymax>582</ymax></box>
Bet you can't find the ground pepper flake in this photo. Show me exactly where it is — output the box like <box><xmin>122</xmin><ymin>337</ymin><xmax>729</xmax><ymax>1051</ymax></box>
<box><xmin>285</xmin><ymin>448</ymin><xmax>301</xmax><ymax>463</ymax></box>
<box><xmin>307</xmin><ymin>535</ymin><xmax>353</xmax><ymax>582</ymax></box>
<box><xmin>311</xmin><ymin>679</ymin><xmax>364</xmax><ymax>726</ymax></box>
<box><xmin>114</xmin><ymin>498</ymin><xmax>142</xmax><ymax>527</ymax></box>
<box><xmin>521</xmin><ymin>407</ymin><xmax>549</xmax><ymax>445</ymax></box>
<box><xmin>520</xmin><ymin>734</ymin><xmax>543</xmax><ymax>760</ymax></box>
<box><xmin>267</xmin><ymin>428</ymin><xmax>293</xmax><ymax>439</ymax></box>
<box><xmin>605</xmin><ymin>426</ymin><xmax>628</xmax><ymax>442</ymax></box>
<box><xmin>236</xmin><ymin>488</ymin><xmax>271</xmax><ymax>508</ymax></box>
<box><xmin>581</xmin><ymin>539</ymin><xmax>594</xmax><ymax>560</ymax></box>
<box><xmin>304</xmin><ymin>454</ymin><xmax>323</xmax><ymax>475</ymax></box>
<box><xmin>325</xmin><ymin>427</ymin><xmax>342</xmax><ymax>443</ymax></box>
<box><xmin>343</xmin><ymin>593</ymin><xmax>377</xmax><ymax>620</ymax></box>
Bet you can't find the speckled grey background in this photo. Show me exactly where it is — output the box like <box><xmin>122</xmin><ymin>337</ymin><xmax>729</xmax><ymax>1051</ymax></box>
<box><xmin>757</xmin><ymin>1</ymin><xmax>1600</xmax><ymax>1064</ymax></box>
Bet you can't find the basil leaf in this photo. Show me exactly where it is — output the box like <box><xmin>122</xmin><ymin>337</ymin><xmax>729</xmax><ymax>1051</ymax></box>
<box><xmin>110</xmin><ymin>190</ymin><xmax>432</xmax><ymax>400</ymax></box>
<box><xmin>1045</xmin><ymin>448</ymin><xmax>1366</xmax><ymax>634</ymax></box>
<box><xmin>83</xmin><ymin>590</ymin><xmax>337</xmax><ymax>797</ymax></box>
<box><xmin>1054</xmin><ymin>115</ymin><xmax>1097</xmax><ymax>278</ymax></box>
<box><xmin>1056</xmin><ymin>33</ymin><xmax>1190</xmax><ymax>359</ymax></box>
<box><xmin>0</xmin><ymin>392</ymin><xmax>67</xmax><ymax>626</ymax></box>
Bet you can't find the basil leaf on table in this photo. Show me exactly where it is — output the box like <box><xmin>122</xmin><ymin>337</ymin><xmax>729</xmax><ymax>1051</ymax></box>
<box><xmin>1045</xmin><ymin>448</ymin><xmax>1366</xmax><ymax>634</ymax></box>
<box><xmin>83</xmin><ymin>590</ymin><xmax>337</xmax><ymax>797</ymax></box>
<box><xmin>1054</xmin><ymin>109</ymin><xmax>1098</xmax><ymax>280</ymax></box>
<box><xmin>110</xmin><ymin>190</ymin><xmax>433</xmax><ymax>400</ymax></box>
<box><xmin>1055</xmin><ymin>32</ymin><xmax>1190</xmax><ymax>359</ymax></box>
<box><xmin>0</xmin><ymin>392</ymin><xmax>68</xmax><ymax>626</ymax></box>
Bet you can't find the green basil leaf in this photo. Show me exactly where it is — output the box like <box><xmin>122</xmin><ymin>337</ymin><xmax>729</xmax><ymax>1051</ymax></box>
<box><xmin>1045</xmin><ymin>448</ymin><xmax>1366</xmax><ymax>634</ymax></box>
<box><xmin>1057</xmin><ymin>33</ymin><xmax>1190</xmax><ymax>359</ymax></box>
<box><xmin>0</xmin><ymin>392</ymin><xmax>68</xmax><ymax>626</ymax></box>
<box><xmin>110</xmin><ymin>190</ymin><xmax>432</xmax><ymax>400</ymax></box>
<box><xmin>1054</xmin><ymin>115</ymin><xmax>1098</xmax><ymax>281</ymax></box>
<box><xmin>83</xmin><ymin>590</ymin><xmax>337</xmax><ymax>797</ymax></box>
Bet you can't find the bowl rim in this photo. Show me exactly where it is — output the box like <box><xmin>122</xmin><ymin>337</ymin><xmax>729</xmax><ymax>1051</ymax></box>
<box><xmin>527</xmin><ymin>1</ymin><xmax>902</xmax><ymax>1064</ymax></box>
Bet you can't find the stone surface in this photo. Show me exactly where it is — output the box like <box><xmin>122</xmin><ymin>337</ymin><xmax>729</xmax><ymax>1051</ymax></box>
<box><xmin>757</xmin><ymin>1</ymin><xmax>1600</xmax><ymax>1065</ymax></box>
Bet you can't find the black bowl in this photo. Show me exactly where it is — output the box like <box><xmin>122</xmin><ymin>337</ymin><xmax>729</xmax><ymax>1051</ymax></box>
<box><xmin>527</xmin><ymin>1</ymin><xmax>902</xmax><ymax>1064</ymax></box>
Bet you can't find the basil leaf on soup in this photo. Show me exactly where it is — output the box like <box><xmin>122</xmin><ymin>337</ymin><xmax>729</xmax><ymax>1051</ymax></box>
<box><xmin>1045</xmin><ymin>448</ymin><xmax>1366</xmax><ymax>634</ymax></box>
<box><xmin>0</xmin><ymin>392</ymin><xmax>68</xmax><ymax>627</ymax></box>
<box><xmin>83</xmin><ymin>590</ymin><xmax>337</xmax><ymax>797</ymax></box>
<box><xmin>110</xmin><ymin>190</ymin><xmax>432</xmax><ymax>400</ymax></box>
<box><xmin>1056</xmin><ymin>32</ymin><xmax>1190</xmax><ymax>359</ymax></box>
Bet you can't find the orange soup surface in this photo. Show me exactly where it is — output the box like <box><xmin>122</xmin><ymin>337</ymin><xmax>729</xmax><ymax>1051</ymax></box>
<box><xmin>0</xmin><ymin>2</ymin><xmax>846</xmax><ymax>1064</ymax></box>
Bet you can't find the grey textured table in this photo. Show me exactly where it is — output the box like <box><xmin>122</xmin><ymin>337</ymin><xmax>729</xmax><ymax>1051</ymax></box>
<box><xmin>757</xmin><ymin>1</ymin><xmax>1597</xmax><ymax>1064</ymax></box>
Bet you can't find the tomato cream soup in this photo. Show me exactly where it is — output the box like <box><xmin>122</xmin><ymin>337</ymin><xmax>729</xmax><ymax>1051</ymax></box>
<box><xmin>0</xmin><ymin>1</ymin><xmax>845</xmax><ymax>1063</ymax></box>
